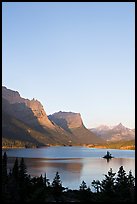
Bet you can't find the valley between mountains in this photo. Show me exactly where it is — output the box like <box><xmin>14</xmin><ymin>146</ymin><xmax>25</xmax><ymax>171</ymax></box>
<box><xmin>2</xmin><ymin>86</ymin><xmax>135</xmax><ymax>149</ymax></box>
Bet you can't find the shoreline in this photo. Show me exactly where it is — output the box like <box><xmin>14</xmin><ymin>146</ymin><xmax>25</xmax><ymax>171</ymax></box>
<box><xmin>2</xmin><ymin>144</ymin><xmax>135</xmax><ymax>151</ymax></box>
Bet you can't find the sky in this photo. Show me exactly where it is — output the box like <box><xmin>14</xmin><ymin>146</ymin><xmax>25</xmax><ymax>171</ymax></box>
<box><xmin>2</xmin><ymin>2</ymin><xmax>135</xmax><ymax>129</ymax></box>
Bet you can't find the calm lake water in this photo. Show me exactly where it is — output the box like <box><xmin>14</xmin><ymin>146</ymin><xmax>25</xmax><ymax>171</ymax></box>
<box><xmin>3</xmin><ymin>146</ymin><xmax>135</xmax><ymax>190</ymax></box>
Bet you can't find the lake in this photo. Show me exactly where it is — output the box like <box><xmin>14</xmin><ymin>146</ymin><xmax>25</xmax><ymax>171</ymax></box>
<box><xmin>3</xmin><ymin>146</ymin><xmax>135</xmax><ymax>190</ymax></box>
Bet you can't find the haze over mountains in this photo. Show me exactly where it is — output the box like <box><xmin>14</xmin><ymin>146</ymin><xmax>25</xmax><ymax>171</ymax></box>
<box><xmin>2</xmin><ymin>86</ymin><xmax>103</xmax><ymax>147</ymax></box>
<box><xmin>90</xmin><ymin>123</ymin><xmax>135</xmax><ymax>142</ymax></box>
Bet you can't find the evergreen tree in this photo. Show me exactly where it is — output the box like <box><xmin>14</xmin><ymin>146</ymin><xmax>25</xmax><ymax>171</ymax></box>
<box><xmin>52</xmin><ymin>171</ymin><xmax>62</xmax><ymax>189</ymax></box>
<box><xmin>18</xmin><ymin>158</ymin><xmax>29</xmax><ymax>201</ymax></box>
<box><xmin>127</xmin><ymin>170</ymin><xmax>135</xmax><ymax>202</ymax></box>
<box><xmin>2</xmin><ymin>152</ymin><xmax>8</xmax><ymax>202</ymax></box>
<box><xmin>115</xmin><ymin>166</ymin><xmax>129</xmax><ymax>201</ymax></box>
<box><xmin>44</xmin><ymin>172</ymin><xmax>50</xmax><ymax>187</ymax></box>
<box><xmin>92</xmin><ymin>180</ymin><xmax>101</xmax><ymax>193</ymax></box>
<box><xmin>19</xmin><ymin>158</ymin><xmax>27</xmax><ymax>182</ymax></box>
<box><xmin>127</xmin><ymin>170</ymin><xmax>135</xmax><ymax>189</ymax></box>
<box><xmin>12</xmin><ymin>158</ymin><xmax>19</xmax><ymax>180</ymax></box>
<box><xmin>36</xmin><ymin>174</ymin><xmax>44</xmax><ymax>188</ymax></box>
<box><xmin>100</xmin><ymin>168</ymin><xmax>116</xmax><ymax>201</ymax></box>
<box><xmin>2</xmin><ymin>152</ymin><xmax>7</xmax><ymax>184</ymax></box>
<box><xmin>79</xmin><ymin>181</ymin><xmax>92</xmax><ymax>202</ymax></box>
<box><xmin>115</xmin><ymin>166</ymin><xmax>128</xmax><ymax>190</ymax></box>
<box><xmin>52</xmin><ymin>172</ymin><xmax>63</xmax><ymax>202</ymax></box>
<box><xmin>79</xmin><ymin>180</ymin><xmax>88</xmax><ymax>191</ymax></box>
<box><xmin>2</xmin><ymin>153</ymin><xmax>135</xmax><ymax>203</ymax></box>
<box><xmin>116</xmin><ymin>166</ymin><xmax>128</xmax><ymax>186</ymax></box>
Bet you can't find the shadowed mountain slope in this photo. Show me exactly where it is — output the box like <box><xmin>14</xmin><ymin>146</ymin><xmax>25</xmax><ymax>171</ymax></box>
<box><xmin>2</xmin><ymin>86</ymin><xmax>103</xmax><ymax>147</ymax></box>
<box><xmin>48</xmin><ymin>111</ymin><xmax>104</xmax><ymax>144</ymax></box>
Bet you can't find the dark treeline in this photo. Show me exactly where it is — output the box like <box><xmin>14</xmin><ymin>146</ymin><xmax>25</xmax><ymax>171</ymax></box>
<box><xmin>2</xmin><ymin>152</ymin><xmax>135</xmax><ymax>202</ymax></box>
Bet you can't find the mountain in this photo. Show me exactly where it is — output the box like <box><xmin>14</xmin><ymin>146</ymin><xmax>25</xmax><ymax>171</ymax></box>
<box><xmin>2</xmin><ymin>86</ymin><xmax>55</xmax><ymax>130</ymax></box>
<box><xmin>2</xmin><ymin>87</ymin><xmax>74</xmax><ymax>147</ymax></box>
<box><xmin>48</xmin><ymin>111</ymin><xmax>83</xmax><ymax>132</ymax></box>
<box><xmin>2</xmin><ymin>100</ymin><xmax>76</xmax><ymax>147</ymax></box>
<box><xmin>90</xmin><ymin>123</ymin><xmax>135</xmax><ymax>142</ymax></box>
<box><xmin>2</xmin><ymin>86</ymin><xmax>103</xmax><ymax>147</ymax></box>
<box><xmin>48</xmin><ymin>111</ymin><xmax>104</xmax><ymax>144</ymax></box>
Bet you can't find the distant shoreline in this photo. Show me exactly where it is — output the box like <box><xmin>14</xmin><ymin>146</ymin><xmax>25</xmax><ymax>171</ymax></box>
<box><xmin>2</xmin><ymin>144</ymin><xmax>135</xmax><ymax>151</ymax></box>
<box><xmin>85</xmin><ymin>144</ymin><xmax>135</xmax><ymax>150</ymax></box>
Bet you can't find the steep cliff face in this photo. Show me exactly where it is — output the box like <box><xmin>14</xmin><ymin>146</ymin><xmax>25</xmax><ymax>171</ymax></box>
<box><xmin>48</xmin><ymin>111</ymin><xmax>104</xmax><ymax>144</ymax></box>
<box><xmin>2</xmin><ymin>86</ymin><xmax>103</xmax><ymax>147</ymax></box>
<box><xmin>25</xmin><ymin>99</ymin><xmax>55</xmax><ymax>129</ymax></box>
<box><xmin>2</xmin><ymin>86</ymin><xmax>54</xmax><ymax>129</ymax></box>
<box><xmin>2</xmin><ymin>87</ymin><xmax>73</xmax><ymax>147</ymax></box>
<box><xmin>48</xmin><ymin>111</ymin><xmax>83</xmax><ymax>131</ymax></box>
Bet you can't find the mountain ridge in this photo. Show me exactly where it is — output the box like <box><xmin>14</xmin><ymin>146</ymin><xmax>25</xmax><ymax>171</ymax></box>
<box><xmin>2</xmin><ymin>86</ymin><xmax>103</xmax><ymax>147</ymax></box>
<box><xmin>90</xmin><ymin>123</ymin><xmax>135</xmax><ymax>142</ymax></box>
<box><xmin>48</xmin><ymin>111</ymin><xmax>103</xmax><ymax>144</ymax></box>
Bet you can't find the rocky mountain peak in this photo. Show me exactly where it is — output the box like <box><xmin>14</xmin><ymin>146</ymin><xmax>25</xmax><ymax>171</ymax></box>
<box><xmin>90</xmin><ymin>123</ymin><xmax>135</xmax><ymax>142</ymax></box>
<box><xmin>113</xmin><ymin>123</ymin><xmax>127</xmax><ymax>131</ymax></box>
<box><xmin>2</xmin><ymin>86</ymin><xmax>104</xmax><ymax>146</ymax></box>
<box><xmin>2</xmin><ymin>86</ymin><xmax>55</xmax><ymax>129</ymax></box>
<box><xmin>48</xmin><ymin>111</ymin><xmax>83</xmax><ymax>129</ymax></box>
<box><xmin>117</xmin><ymin>123</ymin><xmax>123</xmax><ymax>127</ymax></box>
<box><xmin>2</xmin><ymin>86</ymin><xmax>25</xmax><ymax>104</ymax></box>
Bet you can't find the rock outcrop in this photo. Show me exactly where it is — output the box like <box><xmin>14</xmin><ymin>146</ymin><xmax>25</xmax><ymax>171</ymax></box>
<box><xmin>2</xmin><ymin>86</ymin><xmax>25</xmax><ymax>104</ymax></box>
<box><xmin>2</xmin><ymin>86</ymin><xmax>55</xmax><ymax>130</ymax></box>
<box><xmin>2</xmin><ymin>86</ymin><xmax>103</xmax><ymax>147</ymax></box>
<box><xmin>48</xmin><ymin>111</ymin><xmax>83</xmax><ymax>131</ymax></box>
<box><xmin>48</xmin><ymin>111</ymin><xmax>104</xmax><ymax>144</ymax></box>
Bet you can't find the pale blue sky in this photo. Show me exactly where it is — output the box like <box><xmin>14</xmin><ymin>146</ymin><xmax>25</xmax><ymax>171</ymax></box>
<box><xmin>2</xmin><ymin>2</ymin><xmax>135</xmax><ymax>128</ymax></box>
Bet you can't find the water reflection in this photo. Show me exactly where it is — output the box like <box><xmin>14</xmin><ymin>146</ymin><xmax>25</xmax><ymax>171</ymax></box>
<box><xmin>81</xmin><ymin>158</ymin><xmax>135</xmax><ymax>183</ymax></box>
<box><xmin>7</xmin><ymin>157</ymin><xmax>135</xmax><ymax>190</ymax></box>
<box><xmin>104</xmin><ymin>157</ymin><xmax>112</xmax><ymax>163</ymax></box>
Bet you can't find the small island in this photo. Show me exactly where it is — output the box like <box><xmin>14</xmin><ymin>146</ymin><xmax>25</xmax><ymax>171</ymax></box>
<box><xmin>103</xmin><ymin>151</ymin><xmax>114</xmax><ymax>159</ymax></box>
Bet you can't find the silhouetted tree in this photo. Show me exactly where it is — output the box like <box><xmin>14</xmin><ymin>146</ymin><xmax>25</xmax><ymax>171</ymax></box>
<box><xmin>44</xmin><ymin>172</ymin><xmax>50</xmax><ymax>187</ymax></box>
<box><xmin>52</xmin><ymin>172</ymin><xmax>62</xmax><ymax>189</ymax></box>
<box><xmin>2</xmin><ymin>152</ymin><xmax>7</xmax><ymax>184</ymax></box>
<box><xmin>115</xmin><ymin>166</ymin><xmax>128</xmax><ymax>190</ymax></box>
<box><xmin>115</xmin><ymin>166</ymin><xmax>132</xmax><ymax>201</ymax></box>
<box><xmin>2</xmin><ymin>154</ymin><xmax>135</xmax><ymax>203</ymax></box>
<box><xmin>116</xmin><ymin>166</ymin><xmax>128</xmax><ymax>186</ymax></box>
<box><xmin>100</xmin><ymin>168</ymin><xmax>116</xmax><ymax>201</ymax></box>
<box><xmin>52</xmin><ymin>172</ymin><xmax>63</xmax><ymax>202</ymax></box>
<box><xmin>79</xmin><ymin>180</ymin><xmax>92</xmax><ymax>202</ymax></box>
<box><xmin>2</xmin><ymin>152</ymin><xmax>9</xmax><ymax>202</ymax></box>
<box><xmin>18</xmin><ymin>158</ymin><xmax>29</xmax><ymax>201</ymax></box>
<box><xmin>19</xmin><ymin>158</ymin><xmax>27</xmax><ymax>183</ymax></box>
<box><xmin>127</xmin><ymin>170</ymin><xmax>135</xmax><ymax>189</ymax></box>
<box><xmin>107</xmin><ymin>151</ymin><xmax>111</xmax><ymax>157</ymax></box>
<box><xmin>127</xmin><ymin>170</ymin><xmax>135</xmax><ymax>202</ymax></box>
<box><xmin>92</xmin><ymin>180</ymin><xmax>101</xmax><ymax>193</ymax></box>
<box><xmin>12</xmin><ymin>158</ymin><xmax>19</xmax><ymax>180</ymax></box>
<box><xmin>79</xmin><ymin>180</ymin><xmax>88</xmax><ymax>191</ymax></box>
<box><xmin>36</xmin><ymin>174</ymin><xmax>44</xmax><ymax>188</ymax></box>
